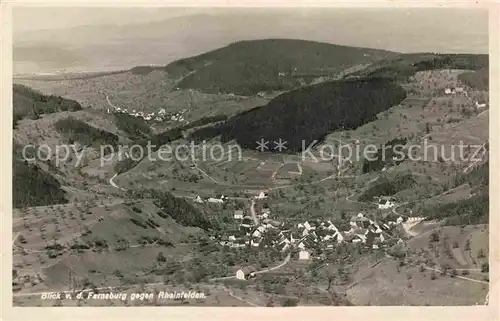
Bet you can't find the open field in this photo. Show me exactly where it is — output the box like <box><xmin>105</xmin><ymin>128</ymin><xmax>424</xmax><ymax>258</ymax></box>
<box><xmin>347</xmin><ymin>255</ymin><xmax>488</xmax><ymax>305</ymax></box>
<box><xmin>15</xmin><ymin>71</ymin><xmax>269</xmax><ymax>122</ymax></box>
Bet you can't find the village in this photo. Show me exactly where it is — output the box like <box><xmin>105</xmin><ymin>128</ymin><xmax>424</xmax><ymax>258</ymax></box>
<box><xmin>102</xmin><ymin>89</ymin><xmax>189</xmax><ymax>123</ymax></box>
<box><xmin>193</xmin><ymin>191</ymin><xmax>424</xmax><ymax>280</ymax></box>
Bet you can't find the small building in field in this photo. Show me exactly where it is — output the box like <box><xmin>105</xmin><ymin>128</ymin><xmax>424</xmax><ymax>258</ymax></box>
<box><xmin>194</xmin><ymin>195</ymin><xmax>204</xmax><ymax>204</ymax></box>
<box><xmin>236</xmin><ymin>266</ymin><xmax>257</xmax><ymax>280</ymax></box>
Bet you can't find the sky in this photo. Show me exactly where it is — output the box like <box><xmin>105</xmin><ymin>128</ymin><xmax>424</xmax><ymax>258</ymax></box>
<box><xmin>12</xmin><ymin>7</ymin><xmax>205</xmax><ymax>33</ymax></box>
<box><xmin>12</xmin><ymin>7</ymin><xmax>489</xmax><ymax>74</ymax></box>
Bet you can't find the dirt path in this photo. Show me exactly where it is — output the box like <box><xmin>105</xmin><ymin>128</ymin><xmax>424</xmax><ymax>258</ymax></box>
<box><xmin>109</xmin><ymin>173</ymin><xmax>127</xmax><ymax>191</ymax></box>
<box><xmin>249</xmin><ymin>200</ymin><xmax>259</xmax><ymax>225</ymax></box>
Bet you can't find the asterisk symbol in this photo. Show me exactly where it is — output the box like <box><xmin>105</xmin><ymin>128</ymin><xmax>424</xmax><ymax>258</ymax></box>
<box><xmin>273</xmin><ymin>138</ymin><xmax>288</xmax><ymax>152</ymax></box>
<box><xmin>255</xmin><ymin>138</ymin><xmax>269</xmax><ymax>152</ymax></box>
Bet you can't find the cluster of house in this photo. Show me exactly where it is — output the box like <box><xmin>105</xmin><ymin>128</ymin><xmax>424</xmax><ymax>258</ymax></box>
<box><xmin>444</xmin><ymin>87</ymin><xmax>487</xmax><ymax>108</ymax></box>
<box><xmin>106</xmin><ymin>105</ymin><xmax>189</xmax><ymax>123</ymax></box>
<box><xmin>230</xmin><ymin>211</ymin><xmax>410</xmax><ymax>280</ymax></box>
<box><xmin>444</xmin><ymin>87</ymin><xmax>465</xmax><ymax>95</ymax></box>
<box><xmin>217</xmin><ymin>201</ymin><xmax>409</xmax><ymax>260</ymax></box>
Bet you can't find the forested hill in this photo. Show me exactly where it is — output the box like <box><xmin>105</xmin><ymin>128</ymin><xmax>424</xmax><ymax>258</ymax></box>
<box><xmin>13</xmin><ymin>84</ymin><xmax>82</xmax><ymax>126</ymax></box>
<box><xmin>190</xmin><ymin>77</ymin><xmax>407</xmax><ymax>152</ymax></box>
<box><xmin>147</xmin><ymin>39</ymin><xmax>398</xmax><ymax>95</ymax></box>
<box><xmin>12</xmin><ymin>142</ymin><xmax>68</xmax><ymax>208</ymax></box>
<box><xmin>347</xmin><ymin>53</ymin><xmax>488</xmax><ymax>81</ymax></box>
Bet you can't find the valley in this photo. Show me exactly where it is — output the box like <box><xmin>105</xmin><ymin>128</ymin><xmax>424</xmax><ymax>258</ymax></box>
<box><xmin>11</xmin><ymin>40</ymin><xmax>489</xmax><ymax>307</ymax></box>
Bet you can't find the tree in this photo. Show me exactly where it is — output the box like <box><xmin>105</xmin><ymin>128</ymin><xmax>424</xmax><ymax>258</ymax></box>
<box><xmin>481</xmin><ymin>263</ymin><xmax>489</xmax><ymax>273</ymax></box>
<box><xmin>282</xmin><ymin>298</ymin><xmax>298</xmax><ymax>307</ymax></box>
<box><xmin>157</xmin><ymin>252</ymin><xmax>166</xmax><ymax>263</ymax></box>
<box><xmin>477</xmin><ymin>249</ymin><xmax>486</xmax><ymax>259</ymax></box>
<box><xmin>465</xmin><ymin>239</ymin><xmax>471</xmax><ymax>251</ymax></box>
<box><xmin>430</xmin><ymin>231</ymin><xmax>439</xmax><ymax>243</ymax></box>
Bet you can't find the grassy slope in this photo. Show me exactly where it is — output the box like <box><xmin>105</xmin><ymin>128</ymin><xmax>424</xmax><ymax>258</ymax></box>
<box><xmin>349</xmin><ymin>53</ymin><xmax>488</xmax><ymax>81</ymax></box>
<box><xmin>422</xmin><ymin>162</ymin><xmax>489</xmax><ymax>225</ymax></box>
<box><xmin>458</xmin><ymin>67</ymin><xmax>489</xmax><ymax>91</ymax></box>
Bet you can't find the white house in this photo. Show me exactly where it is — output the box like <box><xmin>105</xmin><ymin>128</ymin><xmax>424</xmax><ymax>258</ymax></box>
<box><xmin>236</xmin><ymin>267</ymin><xmax>256</xmax><ymax>280</ymax></box>
<box><xmin>194</xmin><ymin>195</ymin><xmax>204</xmax><ymax>203</ymax></box>
<box><xmin>208</xmin><ymin>198</ymin><xmax>224</xmax><ymax>204</ymax></box>
<box><xmin>298</xmin><ymin>250</ymin><xmax>310</xmax><ymax>260</ymax></box>
<box><xmin>256</xmin><ymin>191</ymin><xmax>268</xmax><ymax>199</ymax></box>
<box><xmin>252</xmin><ymin>230</ymin><xmax>262</xmax><ymax>238</ymax></box>
<box><xmin>228</xmin><ymin>235</ymin><xmax>237</xmax><ymax>241</ymax></box>
<box><xmin>234</xmin><ymin>210</ymin><xmax>244</xmax><ymax>220</ymax></box>
<box><xmin>280</xmin><ymin>243</ymin><xmax>291</xmax><ymax>252</ymax></box>
<box><xmin>335</xmin><ymin>232</ymin><xmax>344</xmax><ymax>243</ymax></box>
<box><xmin>455</xmin><ymin>87</ymin><xmax>464</xmax><ymax>93</ymax></box>
<box><xmin>445</xmin><ymin>88</ymin><xmax>453</xmax><ymax>95</ymax></box>
<box><xmin>378</xmin><ymin>197</ymin><xmax>396</xmax><ymax>209</ymax></box>
<box><xmin>396</xmin><ymin>217</ymin><xmax>404</xmax><ymax>224</ymax></box>
<box><xmin>476</xmin><ymin>101</ymin><xmax>487</xmax><ymax>108</ymax></box>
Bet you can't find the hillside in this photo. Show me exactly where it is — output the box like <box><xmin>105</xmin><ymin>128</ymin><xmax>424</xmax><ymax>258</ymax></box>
<box><xmin>190</xmin><ymin>77</ymin><xmax>406</xmax><ymax>152</ymax></box>
<box><xmin>458</xmin><ymin>67</ymin><xmax>489</xmax><ymax>91</ymax></box>
<box><xmin>423</xmin><ymin>162</ymin><xmax>489</xmax><ymax>225</ymax></box>
<box><xmin>358</xmin><ymin>173</ymin><xmax>417</xmax><ymax>202</ymax></box>
<box><xmin>348</xmin><ymin>53</ymin><xmax>488</xmax><ymax>81</ymax></box>
<box><xmin>13</xmin><ymin>84</ymin><xmax>82</xmax><ymax>126</ymax></box>
<box><xmin>54</xmin><ymin>117</ymin><xmax>120</xmax><ymax>150</ymax></box>
<box><xmin>162</xmin><ymin>39</ymin><xmax>398</xmax><ymax>95</ymax></box>
<box><xmin>13</xmin><ymin>159</ymin><xmax>67</xmax><ymax>208</ymax></box>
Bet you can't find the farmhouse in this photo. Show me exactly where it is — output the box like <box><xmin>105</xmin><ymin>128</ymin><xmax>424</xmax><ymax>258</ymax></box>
<box><xmin>207</xmin><ymin>197</ymin><xmax>224</xmax><ymax>204</ymax></box>
<box><xmin>194</xmin><ymin>195</ymin><xmax>204</xmax><ymax>204</ymax></box>
<box><xmin>476</xmin><ymin>101</ymin><xmax>487</xmax><ymax>108</ymax></box>
<box><xmin>298</xmin><ymin>250</ymin><xmax>310</xmax><ymax>260</ymax></box>
<box><xmin>236</xmin><ymin>266</ymin><xmax>257</xmax><ymax>280</ymax></box>
<box><xmin>377</xmin><ymin>196</ymin><xmax>396</xmax><ymax>209</ymax></box>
